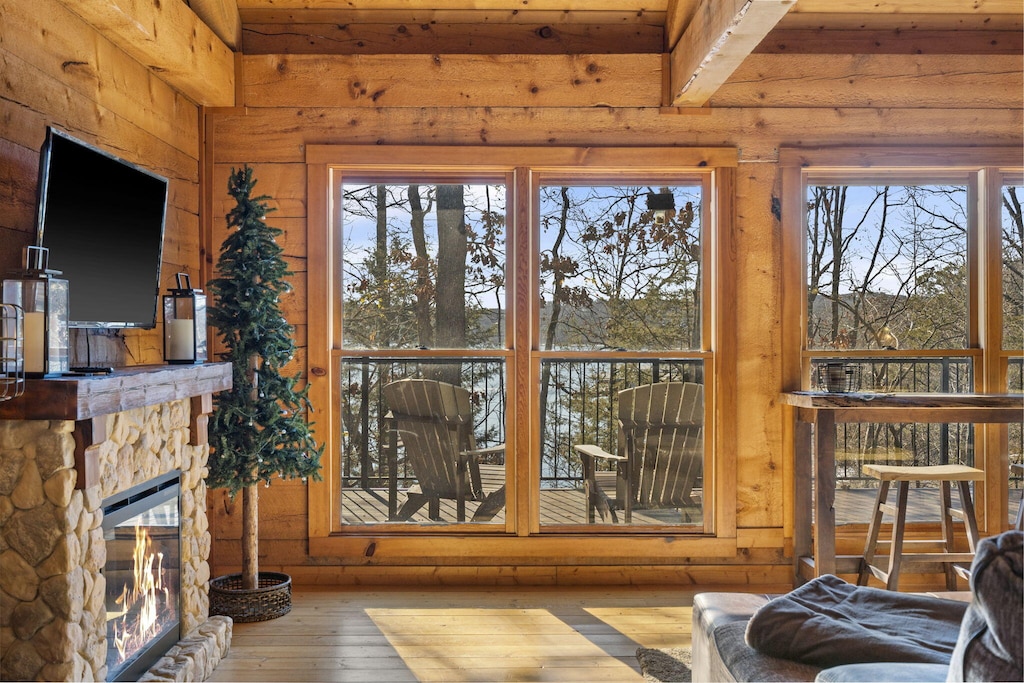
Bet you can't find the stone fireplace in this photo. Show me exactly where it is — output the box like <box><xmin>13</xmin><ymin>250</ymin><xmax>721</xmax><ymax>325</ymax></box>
<box><xmin>0</xmin><ymin>365</ymin><xmax>232</xmax><ymax>682</ymax></box>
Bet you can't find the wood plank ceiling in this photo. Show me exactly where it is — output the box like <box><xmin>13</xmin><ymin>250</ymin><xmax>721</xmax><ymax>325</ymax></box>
<box><xmin>224</xmin><ymin>1</ymin><xmax>1022</xmax><ymax>108</ymax></box>
<box><xmin>113</xmin><ymin>0</ymin><xmax>1021</xmax><ymax>108</ymax></box>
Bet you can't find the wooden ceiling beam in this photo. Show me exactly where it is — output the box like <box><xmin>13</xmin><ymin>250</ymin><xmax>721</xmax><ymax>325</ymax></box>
<box><xmin>668</xmin><ymin>0</ymin><xmax>793</xmax><ymax>108</ymax></box>
<box><xmin>777</xmin><ymin>12</ymin><xmax>1023</xmax><ymax>30</ymax></box>
<box><xmin>242</xmin><ymin>21</ymin><xmax>665</xmax><ymax>56</ymax></box>
<box><xmin>664</xmin><ymin>0</ymin><xmax>700</xmax><ymax>52</ymax></box>
<box><xmin>56</xmin><ymin>0</ymin><xmax>235</xmax><ymax>107</ymax></box>
<box><xmin>237</xmin><ymin>9</ymin><xmax>665</xmax><ymax>26</ymax></box>
<box><xmin>188</xmin><ymin>0</ymin><xmax>243</xmax><ymax>50</ymax></box>
<box><xmin>241</xmin><ymin>53</ymin><xmax>663</xmax><ymax>108</ymax></box>
<box><xmin>788</xmin><ymin>0</ymin><xmax>1023</xmax><ymax>14</ymax></box>
<box><xmin>235</xmin><ymin>0</ymin><xmax>667</xmax><ymax>9</ymax></box>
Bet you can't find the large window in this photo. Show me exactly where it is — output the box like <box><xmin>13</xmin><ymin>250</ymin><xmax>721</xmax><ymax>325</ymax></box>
<box><xmin>806</xmin><ymin>178</ymin><xmax>975</xmax><ymax>486</ymax></box>
<box><xmin>309</xmin><ymin>147</ymin><xmax>732</xmax><ymax>540</ymax></box>
<box><xmin>782</xmin><ymin>149</ymin><xmax>1023</xmax><ymax>527</ymax></box>
<box><xmin>338</xmin><ymin>180</ymin><xmax>509</xmax><ymax>526</ymax></box>
<box><xmin>806</xmin><ymin>181</ymin><xmax>970</xmax><ymax>357</ymax></box>
<box><xmin>534</xmin><ymin>179</ymin><xmax>708</xmax><ymax>529</ymax></box>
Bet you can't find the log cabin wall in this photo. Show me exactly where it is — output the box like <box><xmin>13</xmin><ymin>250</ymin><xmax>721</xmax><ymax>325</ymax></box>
<box><xmin>204</xmin><ymin>12</ymin><xmax>1023</xmax><ymax>585</ymax></box>
<box><xmin>0</xmin><ymin>0</ymin><xmax>223</xmax><ymax>368</ymax></box>
<box><xmin>3</xmin><ymin>0</ymin><xmax>1020</xmax><ymax>586</ymax></box>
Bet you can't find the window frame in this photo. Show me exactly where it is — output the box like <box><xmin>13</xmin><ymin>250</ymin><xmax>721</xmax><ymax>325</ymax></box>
<box><xmin>529</xmin><ymin>170</ymin><xmax>715</xmax><ymax>532</ymax></box>
<box><xmin>305</xmin><ymin>145</ymin><xmax>739</xmax><ymax>562</ymax></box>
<box><xmin>780</xmin><ymin>147</ymin><xmax>1024</xmax><ymax>536</ymax></box>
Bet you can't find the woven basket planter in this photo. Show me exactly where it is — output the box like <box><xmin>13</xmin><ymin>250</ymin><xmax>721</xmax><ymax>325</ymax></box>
<box><xmin>210</xmin><ymin>571</ymin><xmax>292</xmax><ymax>622</ymax></box>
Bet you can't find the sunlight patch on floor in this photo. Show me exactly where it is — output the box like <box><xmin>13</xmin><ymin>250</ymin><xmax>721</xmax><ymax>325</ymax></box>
<box><xmin>366</xmin><ymin>607</ymin><xmax>646</xmax><ymax>682</ymax></box>
<box><xmin>584</xmin><ymin>605</ymin><xmax>693</xmax><ymax>649</ymax></box>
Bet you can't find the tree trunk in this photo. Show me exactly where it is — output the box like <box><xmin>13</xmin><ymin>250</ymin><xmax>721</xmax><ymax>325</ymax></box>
<box><xmin>241</xmin><ymin>483</ymin><xmax>259</xmax><ymax>589</ymax></box>
<box><xmin>408</xmin><ymin>185</ymin><xmax>435</xmax><ymax>349</ymax></box>
<box><xmin>829</xmin><ymin>186</ymin><xmax>845</xmax><ymax>345</ymax></box>
<box><xmin>539</xmin><ymin>187</ymin><xmax>571</xmax><ymax>439</ymax></box>
<box><xmin>374</xmin><ymin>184</ymin><xmax>392</xmax><ymax>347</ymax></box>
<box><xmin>434</xmin><ymin>184</ymin><xmax>467</xmax><ymax>385</ymax></box>
<box><xmin>242</xmin><ymin>352</ymin><xmax>260</xmax><ymax>590</ymax></box>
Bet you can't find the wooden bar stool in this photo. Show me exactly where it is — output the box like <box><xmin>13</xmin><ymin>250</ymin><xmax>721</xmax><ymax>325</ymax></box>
<box><xmin>857</xmin><ymin>464</ymin><xmax>983</xmax><ymax>591</ymax></box>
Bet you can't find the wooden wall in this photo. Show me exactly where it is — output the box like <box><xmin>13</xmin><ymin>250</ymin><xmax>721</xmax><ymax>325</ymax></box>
<box><xmin>205</xmin><ymin>40</ymin><xmax>1022</xmax><ymax>585</ymax></box>
<box><xmin>0</xmin><ymin>0</ymin><xmax>202</xmax><ymax>367</ymax></box>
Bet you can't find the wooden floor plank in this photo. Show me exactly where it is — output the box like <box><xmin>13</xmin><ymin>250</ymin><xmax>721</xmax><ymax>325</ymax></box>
<box><xmin>206</xmin><ymin>586</ymin><xmax>704</xmax><ymax>682</ymax></box>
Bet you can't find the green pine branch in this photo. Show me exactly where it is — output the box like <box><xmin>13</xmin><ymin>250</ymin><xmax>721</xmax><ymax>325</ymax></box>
<box><xmin>207</xmin><ymin>165</ymin><xmax>323</xmax><ymax>495</ymax></box>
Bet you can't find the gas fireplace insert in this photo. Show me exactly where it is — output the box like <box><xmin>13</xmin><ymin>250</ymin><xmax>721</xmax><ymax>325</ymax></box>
<box><xmin>102</xmin><ymin>471</ymin><xmax>181</xmax><ymax>682</ymax></box>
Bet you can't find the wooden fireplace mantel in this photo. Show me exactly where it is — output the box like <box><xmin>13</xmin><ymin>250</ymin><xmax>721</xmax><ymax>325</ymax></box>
<box><xmin>0</xmin><ymin>363</ymin><xmax>232</xmax><ymax>489</ymax></box>
<box><xmin>0</xmin><ymin>363</ymin><xmax>232</xmax><ymax>421</ymax></box>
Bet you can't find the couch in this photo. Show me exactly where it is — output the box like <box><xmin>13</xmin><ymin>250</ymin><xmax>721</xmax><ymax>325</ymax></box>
<box><xmin>691</xmin><ymin>531</ymin><xmax>1022</xmax><ymax>682</ymax></box>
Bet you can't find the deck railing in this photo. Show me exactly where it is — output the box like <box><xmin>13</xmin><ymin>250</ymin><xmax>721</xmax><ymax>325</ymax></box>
<box><xmin>340</xmin><ymin>356</ymin><xmax>1017</xmax><ymax>493</ymax></box>
<box><xmin>809</xmin><ymin>357</ymin><xmax>978</xmax><ymax>486</ymax></box>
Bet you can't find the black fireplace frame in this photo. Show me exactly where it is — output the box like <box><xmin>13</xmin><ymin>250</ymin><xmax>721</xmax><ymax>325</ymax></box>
<box><xmin>101</xmin><ymin>470</ymin><xmax>182</xmax><ymax>682</ymax></box>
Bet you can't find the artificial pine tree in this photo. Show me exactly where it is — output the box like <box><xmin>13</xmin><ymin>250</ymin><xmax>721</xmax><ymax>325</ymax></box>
<box><xmin>207</xmin><ymin>166</ymin><xmax>322</xmax><ymax>593</ymax></box>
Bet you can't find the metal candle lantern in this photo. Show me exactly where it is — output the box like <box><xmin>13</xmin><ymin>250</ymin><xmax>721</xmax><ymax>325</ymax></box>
<box><xmin>0</xmin><ymin>302</ymin><xmax>25</xmax><ymax>401</ymax></box>
<box><xmin>1</xmin><ymin>246</ymin><xmax>69</xmax><ymax>378</ymax></box>
<box><xmin>163</xmin><ymin>272</ymin><xmax>207</xmax><ymax>364</ymax></box>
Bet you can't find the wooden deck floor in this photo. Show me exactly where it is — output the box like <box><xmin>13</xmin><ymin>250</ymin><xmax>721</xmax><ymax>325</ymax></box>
<box><xmin>342</xmin><ymin>485</ymin><xmax>1023</xmax><ymax>526</ymax></box>
<box><xmin>207</xmin><ymin>586</ymin><xmax>708</xmax><ymax>682</ymax></box>
<box><xmin>341</xmin><ymin>488</ymin><xmax>701</xmax><ymax>526</ymax></box>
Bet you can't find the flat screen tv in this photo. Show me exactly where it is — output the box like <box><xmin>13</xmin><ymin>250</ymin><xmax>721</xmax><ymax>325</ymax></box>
<box><xmin>35</xmin><ymin>126</ymin><xmax>168</xmax><ymax>328</ymax></box>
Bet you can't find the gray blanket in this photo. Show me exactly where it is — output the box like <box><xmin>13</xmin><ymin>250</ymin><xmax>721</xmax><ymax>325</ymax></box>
<box><xmin>744</xmin><ymin>574</ymin><xmax>967</xmax><ymax>668</ymax></box>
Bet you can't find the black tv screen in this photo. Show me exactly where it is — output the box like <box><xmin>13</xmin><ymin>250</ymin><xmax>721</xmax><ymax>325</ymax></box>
<box><xmin>35</xmin><ymin>127</ymin><xmax>168</xmax><ymax>328</ymax></box>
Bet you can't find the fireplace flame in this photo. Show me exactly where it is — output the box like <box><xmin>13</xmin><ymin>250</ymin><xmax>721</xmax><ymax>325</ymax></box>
<box><xmin>111</xmin><ymin>524</ymin><xmax>171</xmax><ymax>663</ymax></box>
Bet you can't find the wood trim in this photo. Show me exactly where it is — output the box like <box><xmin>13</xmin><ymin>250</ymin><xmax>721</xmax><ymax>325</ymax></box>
<box><xmin>306</xmin><ymin>145</ymin><xmax>738</xmax><ymax>169</ymax></box>
<box><xmin>190</xmin><ymin>393</ymin><xmax>213</xmax><ymax>447</ymax></box>
<box><xmin>981</xmin><ymin>169</ymin><xmax>1013</xmax><ymax>534</ymax></box>
<box><xmin>309</xmin><ymin>534</ymin><xmax>739</xmax><ymax>564</ymax></box>
<box><xmin>780</xmin><ymin>162</ymin><xmax>804</xmax><ymax>550</ymax></box>
<box><xmin>981</xmin><ymin>168</ymin><xmax>1006</xmax><ymax>392</ymax></box>
<box><xmin>779</xmin><ymin>146</ymin><xmax>1023</xmax><ymax>171</ymax></box>
<box><xmin>713</xmin><ymin>166</ymin><xmax>736</xmax><ymax>537</ymax></box>
<box><xmin>306</xmin><ymin>159</ymin><xmax>334</xmax><ymax>540</ymax></box>
<box><xmin>243</xmin><ymin>561</ymin><xmax>794</xmax><ymax>588</ymax></box>
<box><xmin>72</xmin><ymin>416</ymin><xmax>105</xmax><ymax>490</ymax></box>
<box><xmin>512</xmin><ymin>166</ymin><xmax>531</xmax><ymax>536</ymax></box>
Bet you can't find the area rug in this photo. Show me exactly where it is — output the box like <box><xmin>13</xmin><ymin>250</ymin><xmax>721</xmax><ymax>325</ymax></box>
<box><xmin>636</xmin><ymin>646</ymin><xmax>692</xmax><ymax>682</ymax></box>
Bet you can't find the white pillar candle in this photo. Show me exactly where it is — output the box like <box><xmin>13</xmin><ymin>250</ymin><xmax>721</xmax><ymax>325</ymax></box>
<box><xmin>167</xmin><ymin>318</ymin><xmax>195</xmax><ymax>361</ymax></box>
<box><xmin>23</xmin><ymin>310</ymin><xmax>44</xmax><ymax>374</ymax></box>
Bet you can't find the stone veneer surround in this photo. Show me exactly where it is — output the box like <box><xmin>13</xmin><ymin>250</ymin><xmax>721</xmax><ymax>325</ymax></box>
<box><xmin>0</xmin><ymin>365</ymin><xmax>232</xmax><ymax>682</ymax></box>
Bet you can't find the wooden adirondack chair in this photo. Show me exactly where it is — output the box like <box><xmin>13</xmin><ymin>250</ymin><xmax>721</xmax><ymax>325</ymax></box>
<box><xmin>573</xmin><ymin>381</ymin><xmax>704</xmax><ymax>524</ymax></box>
<box><xmin>382</xmin><ymin>378</ymin><xmax>506</xmax><ymax>522</ymax></box>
